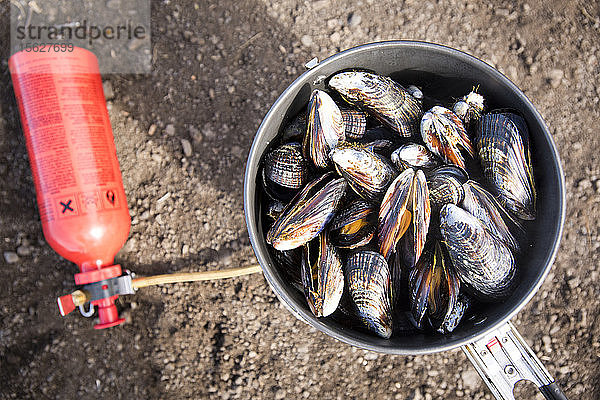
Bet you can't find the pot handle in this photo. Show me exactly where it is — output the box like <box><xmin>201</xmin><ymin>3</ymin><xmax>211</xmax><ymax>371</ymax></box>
<box><xmin>461</xmin><ymin>321</ymin><xmax>568</xmax><ymax>400</ymax></box>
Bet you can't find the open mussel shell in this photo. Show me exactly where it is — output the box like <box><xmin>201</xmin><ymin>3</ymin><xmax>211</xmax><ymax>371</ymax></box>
<box><xmin>262</xmin><ymin>142</ymin><xmax>309</xmax><ymax>202</ymax></box>
<box><xmin>408</xmin><ymin>242</ymin><xmax>461</xmax><ymax>331</ymax></box>
<box><xmin>340</xmin><ymin>108</ymin><xmax>367</xmax><ymax>139</ymax></box>
<box><xmin>391</xmin><ymin>143</ymin><xmax>441</xmax><ymax>171</ymax></box>
<box><xmin>378</xmin><ymin>168</ymin><xmax>414</xmax><ymax>260</ymax></box>
<box><xmin>452</xmin><ymin>89</ymin><xmax>485</xmax><ymax>128</ymax></box>
<box><xmin>330</xmin><ymin>142</ymin><xmax>397</xmax><ymax>203</ymax></box>
<box><xmin>304</xmin><ymin>89</ymin><xmax>345</xmax><ymax>169</ymax></box>
<box><xmin>426</xmin><ymin>165</ymin><xmax>469</xmax><ymax>212</ymax></box>
<box><xmin>328</xmin><ymin>71</ymin><xmax>423</xmax><ymax>137</ymax></box>
<box><xmin>439</xmin><ymin>204</ymin><xmax>516</xmax><ymax>301</ymax></box>
<box><xmin>476</xmin><ymin>111</ymin><xmax>536</xmax><ymax>220</ymax></box>
<box><xmin>267</xmin><ymin>172</ymin><xmax>347</xmax><ymax>251</ymax></box>
<box><xmin>461</xmin><ymin>180</ymin><xmax>520</xmax><ymax>251</ymax></box>
<box><xmin>378</xmin><ymin>168</ymin><xmax>430</xmax><ymax>263</ymax></box>
<box><xmin>345</xmin><ymin>250</ymin><xmax>393</xmax><ymax>338</ymax></box>
<box><xmin>329</xmin><ymin>200</ymin><xmax>376</xmax><ymax>249</ymax></box>
<box><xmin>420</xmin><ymin>106</ymin><xmax>475</xmax><ymax>169</ymax></box>
<box><xmin>301</xmin><ymin>233</ymin><xmax>344</xmax><ymax>317</ymax></box>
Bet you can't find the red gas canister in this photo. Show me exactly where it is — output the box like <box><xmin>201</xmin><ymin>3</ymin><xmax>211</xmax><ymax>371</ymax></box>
<box><xmin>9</xmin><ymin>47</ymin><xmax>131</xmax><ymax>329</ymax></box>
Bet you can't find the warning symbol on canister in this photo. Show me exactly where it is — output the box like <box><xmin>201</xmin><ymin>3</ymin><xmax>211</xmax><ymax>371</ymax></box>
<box><xmin>101</xmin><ymin>189</ymin><xmax>119</xmax><ymax>209</ymax></box>
<box><xmin>57</xmin><ymin>196</ymin><xmax>79</xmax><ymax>217</ymax></box>
<box><xmin>78</xmin><ymin>192</ymin><xmax>101</xmax><ymax>214</ymax></box>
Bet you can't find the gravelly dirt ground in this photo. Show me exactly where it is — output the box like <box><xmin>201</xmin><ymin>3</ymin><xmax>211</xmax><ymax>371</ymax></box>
<box><xmin>1</xmin><ymin>0</ymin><xmax>600</xmax><ymax>399</ymax></box>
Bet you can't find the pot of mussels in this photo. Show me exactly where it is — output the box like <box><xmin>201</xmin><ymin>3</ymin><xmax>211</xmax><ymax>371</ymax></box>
<box><xmin>244</xmin><ymin>41</ymin><xmax>567</xmax><ymax>399</ymax></box>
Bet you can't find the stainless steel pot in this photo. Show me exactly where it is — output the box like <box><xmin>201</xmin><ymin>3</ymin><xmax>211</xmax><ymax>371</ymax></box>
<box><xmin>244</xmin><ymin>41</ymin><xmax>567</xmax><ymax>400</ymax></box>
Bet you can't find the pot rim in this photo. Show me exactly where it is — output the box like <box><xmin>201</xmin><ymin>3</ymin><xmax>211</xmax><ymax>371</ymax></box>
<box><xmin>243</xmin><ymin>40</ymin><xmax>566</xmax><ymax>355</ymax></box>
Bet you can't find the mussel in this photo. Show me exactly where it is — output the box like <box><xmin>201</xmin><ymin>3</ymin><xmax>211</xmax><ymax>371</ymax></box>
<box><xmin>328</xmin><ymin>71</ymin><xmax>423</xmax><ymax>137</ymax></box>
<box><xmin>440</xmin><ymin>204</ymin><xmax>516</xmax><ymax>301</ymax></box>
<box><xmin>453</xmin><ymin>89</ymin><xmax>485</xmax><ymax>128</ymax></box>
<box><xmin>330</xmin><ymin>142</ymin><xmax>397</xmax><ymax>203</ymax></box>
<box><xmin>437</xmin><ymin>293</ymin><xmax>470</xmax><ymax>334</ymax></box>
<box><xmin>421</xmin><ymin>106</ymin><xmax>475</xmax><ymax>169</ymax></box>
<box><xmin>427</xmin><ymin>165</ymin><xmax>469</xmax><ymax>212</ymax></box>
<box><xmin>391</xmin><ymin>143</ymin><xmax>441</xmax><ymax>171</ymax></box>
<box><xmin>262</xmin><ymin>142</ymin><xmax>310</xmax><ymax>202</ymax></box>
<box><xmin>378</xmin><ymin>168</ymin><xmax>430</xmax><ymax>264</ymax></box>
<box><xmin>409</xmin><ymin>241</ymin><xmax>461</xmax><ymax>332</ymax></box>
<box><xmin>301</xmin><ymin>233</ymin><xmax>344</xmax><ymax>317</ymax></box>
<box><xmin>304</xmin><ymin>90</ymin><xmax>345</xmax><ymax>169</ymax></box>
<box><xmin>329</xmin><ymin>200</ymin><xmax>377</xmax><ymax>249</ymax></box>
<box><xmin>345</xmin><ymin>250</ymin><xmax>393</xmax><ymax>338</ymax></box>
<box><xmin>267</xmin><ymin>172</ymin><xmax>347</xmax><ymax>250</ymax></box>
<box><xmin>461</xmin><ymin>180</ymin><xmax>519</xmax><ymax>251</ymax></box>
<box><xmin>340</xmin><ymin>108</ymin><xmax>367</xmax><ymax>139</ymax></box>
<box><xmin>475</xmin><ymin>112</ymin><xmax>536</xmax><ymax>220</ymax></box>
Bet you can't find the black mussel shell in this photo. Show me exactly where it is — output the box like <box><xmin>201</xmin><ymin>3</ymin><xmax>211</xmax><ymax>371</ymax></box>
<box><xmin>409</xmin><ymin>242</ymin><xmax>460</xmax><ymax>330</ymax></box>
<box><xmin>267</xmin><ymin>172</ymin><xmax>347</xmax><ymax>251</ymax></box>
<box><xmin>432</xmin><ymin>293</ymin><xmax>471</xmax><ymax>334</ymax></box>
<box><xmin>421</xmin><ymin>106</ymin><xmax>475</xmax><ymax>169</ymax></box>
<box><xmin>461</xmin><ymin>180</ymin><xmax>520</xmax><ymax>251</ymax></box>
<box><xmin>378</xmin><ymin>168</ymin><xmax>430</xmax><ymax>263</ymax></box>
<box><xmin>362</xmin><ymin>139</ymin><xmax>395</xmax><ymax>158</ymax></box>
<box><xmin>330</xmin><ymin>142</ymin><xmax>397</xmax><ymax>203</ymax></box>
<box><xmin>329</xmin><ymin>200</ymin><xmax>376</xmax><ymax>249</ymax></box>
<box><xmin>427</xmin><ymin>165</ymin><xmax>469</xmax><ymax>181</ymax></box>
<box><xmin>440</xmin><ymin>204</ymin><xmax>516</xmax><ymax>301</ymax></box>
<box><xmin>329</xmin><ymin>71</ymin><xmax>423</xmax><ymax>137</ymax></box>
<box><xmin>301</xmin><ymin>233</ymin><xmax>344</xmax><ymax>317</ymax></box>
<box><xmin>426</xmin><ymin>166</ymin><xmax>469</xmax><ymax>212</ymax></box>
<box><xmin>475</xmin><ymin>111</ymin><xmax>536</xmax><ymax>220</ymax></box>
<box><xmin>345</xmin><ymin>250</ymin><xmax>393</xmax><ymax>338</ymax></box>
<box><xmin>304</xmin><ymin>90</ymin><xmax>345</xmax><ymax>169</ymax></box>
<box><xmin>262</xmin><ymin>142</ymin><xmax>309</xmax><ymax>202</ymax></box>
<box><xmin>406</xmin><ymin>85</ymin><xmax>423</xmax><ymax>101</ymax></box>
<box><xmin>340</xmin><ymin>108</ymin><xmax>367</xmax><ymax>139</ymax></box>
<box><xmin>391</xmin><ymin>143</ymin><xmax>442</xmax><ymax>171</ymax></box>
